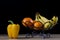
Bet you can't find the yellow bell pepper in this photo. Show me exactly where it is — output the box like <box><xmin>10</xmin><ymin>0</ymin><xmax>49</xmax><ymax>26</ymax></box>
<box><xmin>7</xmin><ymin>20</ymin><xmax>20</xmax><ymax>39</ymax></box>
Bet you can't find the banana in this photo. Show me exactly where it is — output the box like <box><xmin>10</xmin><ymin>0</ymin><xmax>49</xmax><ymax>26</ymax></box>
<box><xmin>55</xmin><ymin>17</ymin><xmax>58</xmax><ymax>23</ymax></box>
<box><xmin>51</xmin><ymin>16</ymin><xmax>58</xmax><ymax>26</ymax></box>
<box><xmin>35</xmin><ymin>12</ymin><xmax>58</xmax><ymax>30</ymax></box>
<box><xmin>35</xmin><ymin>12</ymin><xmax>49</xmax><ymax>24</ymax></box>
<box><xmin>35</xmin><ymin>13</ymin><xmax>44</xmax><ymax>24</ymax></box>
<box><xmin>35</xmin><ymin>13</ymin><xmax>51</xmax><ymax>30</ymax></box>
<box><xmin>44</xmin><ymin>16</ymin><xmax>58</xmax><ymax>30</ymax></box>
<box><xmin>35</xmin><ymin>13</ymin><xmax>39</xmax><ymax>21</ymax></box>
<box><xmin>44</xmin><ymin>22</ymin><xmax>52</xmax><ymax>30</ymax></box>
<box><xmin>52</xmin><ymin>16</ymin><xmax>56</xmax><ymax>20</ymax></box>
<box><xmin>38</xmin><ymin>14</ymin><xmax>49</xmax><ymax>23</ymax></box>
<box><xmin>52</xmin><ymin>16</ymin><xmax>58</xmax><ymax>23</ymax></box>
<box><xmin>38</xmin><ymin>18</ymin><xmax>45</xmax><ymax>24</ymax></box>
<box><xmin>44</xmin><ymin>16</ymin><xmax>58</xmax><ymax>29</ymax></box>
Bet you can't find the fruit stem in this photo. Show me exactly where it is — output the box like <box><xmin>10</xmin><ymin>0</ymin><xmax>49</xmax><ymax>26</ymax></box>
<box><xmin>8</xmin><ymin>20</ymin><xmax>14</xmax><ymax>24</ymax></box>
<box><xmin>35</xmin><ymin>12</ymin><xmax>41</xmax><ymax>21</ymax></box>
<box><xmin>35</xmin><ymin>13</ymin><xmax>39</xmax><ymax>21</ymax></box>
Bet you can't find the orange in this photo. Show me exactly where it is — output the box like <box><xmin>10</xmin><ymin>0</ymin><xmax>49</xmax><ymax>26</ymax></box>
<box><xmin>22</xmin><ymin>17</ymin><xmax>34</xmax><ymax>27</ymax></box>
<box><xmin>33</xmin><ymin>21</ymin><xmax>43</xmax><ymax>30</ymax></box>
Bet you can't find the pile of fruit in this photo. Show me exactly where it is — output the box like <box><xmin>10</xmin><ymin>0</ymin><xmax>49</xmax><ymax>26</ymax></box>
<box><xmin>7</xmin><ymin>12</ymin><xmax>58</xmax><ymax>39</ymax></box>
<box><xmin>22</xmin><ymin>12</ymin><xmax>58</xmax><ymax>30</ymax></box>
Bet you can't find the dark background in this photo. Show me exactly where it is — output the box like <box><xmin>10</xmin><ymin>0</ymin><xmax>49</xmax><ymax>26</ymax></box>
<box><xmin>0</xmin><ymin>0</ymin><xmax>60</xmax><ymax>34</ymax></box>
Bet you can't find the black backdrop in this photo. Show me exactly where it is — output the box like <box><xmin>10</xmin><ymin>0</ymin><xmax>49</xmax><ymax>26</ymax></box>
<box><xmin>0</xmin><ymin>0</ymin><xmax>60</xmax><ymax>34</ymax></box>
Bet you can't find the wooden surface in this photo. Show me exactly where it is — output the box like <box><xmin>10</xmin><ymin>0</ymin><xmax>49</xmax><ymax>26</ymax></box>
<box><xmin>0</xmin><ymin>34</ymin><xmax>60</xmax><ymax>40</ymax></box>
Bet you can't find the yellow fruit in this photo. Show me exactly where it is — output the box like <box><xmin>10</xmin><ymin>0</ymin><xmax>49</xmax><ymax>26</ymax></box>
<box><xmin>7</xmin><ymin>20</ymin><xmax>20</xmax><ymax>39</ymax></box>
<box><xmin>44</xmin><ymin>22</ymin><xmax>51</xmax><ymax>29</ymax></box>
